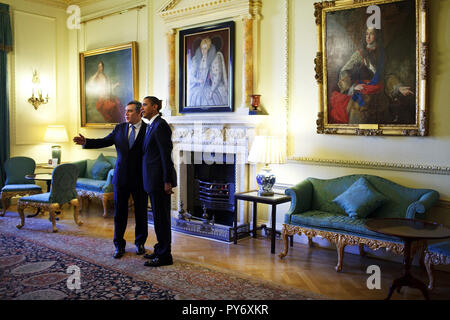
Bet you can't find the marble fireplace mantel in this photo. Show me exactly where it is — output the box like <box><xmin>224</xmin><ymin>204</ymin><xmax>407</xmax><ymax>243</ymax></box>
<box><xmin>167</xmin><ymin>114</ymin><xmax>267</xmax><ymax>151</ymax></box>
<box><xmin>166</xmin><ymin>113</ymin><xmax>266</xmax><ymax>236</ymax></box>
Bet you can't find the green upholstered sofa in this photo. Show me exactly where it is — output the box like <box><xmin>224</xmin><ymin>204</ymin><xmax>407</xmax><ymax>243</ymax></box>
<box><xmin>72</xmin><ymin>154</ymin><xmax>116</xmax><ymax>217</ymax></box>
<box><xmin>279</xmin><ymin>174</ymin><xmax>440</xmax><ymax>272</ymax></box>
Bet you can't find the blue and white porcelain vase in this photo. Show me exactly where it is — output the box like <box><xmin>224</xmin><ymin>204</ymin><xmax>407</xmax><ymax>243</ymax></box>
<box><xmin>256</xmin><ymin>165</ymin><xmax>275</xmax><ymax>196</ymax></box>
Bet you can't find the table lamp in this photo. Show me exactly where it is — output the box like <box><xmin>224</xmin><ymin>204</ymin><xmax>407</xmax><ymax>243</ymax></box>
<box><xmin>248</xmin><ymin>136</ymin><xmax>287</xmax><ymax>196</ymax></box>
<box><xmin>43</xmin><ymin>125</ymin><xmax>68</xmax><ymax>164</ymax></box>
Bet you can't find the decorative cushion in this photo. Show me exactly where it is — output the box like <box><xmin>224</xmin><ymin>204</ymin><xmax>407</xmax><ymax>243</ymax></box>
<box><xmin>19</xmin><ymin>192</ymin><xmax>51</xmax><ymax>203</ymax></box>
<box><xmin>105</xmin><ymin>156</ymin><xmax>116</xmax><ymax>168</ymax></box>
<box><xmin>2</xmin><ymin>184</ymin><xmax>42</xmax><ymax>192</ymax></box>
<box><xmin>90</xmin><ymin>153</ymin><xmax>112</xmax><ymax>180</ymax></box>
<box><xmin>332</xmin><ymin>177</ymin><xmax>387</xmax><ymax>219</ymax></box>
<box><xmin>85</xmin><ymin>159</ymin><xmax>95</xmax><ymax>179</ymax></box>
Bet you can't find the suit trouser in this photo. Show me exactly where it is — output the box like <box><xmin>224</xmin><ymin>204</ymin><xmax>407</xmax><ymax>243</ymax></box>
<box><xmin>113</xmin><ymin>185</ymin><xmax>148</xmax><ymax>249</ymax></box>
<box><xmin>148</xmin><ymin>190</ymin><xmax>172</xmax><ymax>258</ymax></box>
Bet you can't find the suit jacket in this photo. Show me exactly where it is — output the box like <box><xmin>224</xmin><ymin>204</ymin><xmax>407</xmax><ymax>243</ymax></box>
<box><xmin>142</xmin><ymin>115</ymin><xmax>177</xmax><ymax>193</ymax></box>
<box><xmin>84</xmin><ymin>121</ymin><xmax>147</xmax><ymax>189</ymax></box>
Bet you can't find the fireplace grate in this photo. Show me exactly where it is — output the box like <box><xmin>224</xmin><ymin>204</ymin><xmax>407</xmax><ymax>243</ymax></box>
<box><xmin>195</xmin><ymin>179</ymin><xmax>235</xmax><ymax>212</ymax></box>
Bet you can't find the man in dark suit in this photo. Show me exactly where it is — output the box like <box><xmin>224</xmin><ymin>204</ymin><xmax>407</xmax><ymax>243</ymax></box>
<box><xmin>73</xmin><ymin>101</ymin><xmax>148</xmax><ymax>259</ymax></box>
<box><xmin>141</xmin><ymin>96</ymin><xmax>177</xmax><ymax>267</ymax></box>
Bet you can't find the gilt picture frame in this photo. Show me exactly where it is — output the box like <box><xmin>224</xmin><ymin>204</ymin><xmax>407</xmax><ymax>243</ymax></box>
<box><xmin>179</xmin><ymin>21</ymin><xmax>235</xmax><ymax>113</ymax></box>
<box><xmin>80</xmin><ymin>42</ymin><xmax>138</xmax><ymax>128</ymax></box>
<box><xmin>314</xmin><ymin>0</ymin><xmax>428</xmax><ymax>136</ymax></box>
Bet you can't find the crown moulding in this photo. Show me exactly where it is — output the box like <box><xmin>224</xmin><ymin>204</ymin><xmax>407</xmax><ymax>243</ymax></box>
<box><xmin>158</xmin><ymin>0</ymin><xmax>262</xmax><ymax>28</ymax></box>
<box><xmin>25</xmin><ymin>0</ymin><xmax>98</xmax><ymax>9</ymax></box>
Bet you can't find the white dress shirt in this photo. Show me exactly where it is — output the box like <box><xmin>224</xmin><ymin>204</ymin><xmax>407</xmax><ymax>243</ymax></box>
<box><xmin>146</xmin><ymin>114</ymin><xmax>159</xmax><ymax>128</ymax></box>
<box><xmin>128</xmin><ymin>120</ymin><xmax>143</xmax><ymax>140</ymax></box>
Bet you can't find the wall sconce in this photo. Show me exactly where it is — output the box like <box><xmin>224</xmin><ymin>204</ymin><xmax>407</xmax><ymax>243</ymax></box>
<box><xmin>28</xmin><ymin>70</ymin><xmax>49</xmax><ymax>110</ymax></box>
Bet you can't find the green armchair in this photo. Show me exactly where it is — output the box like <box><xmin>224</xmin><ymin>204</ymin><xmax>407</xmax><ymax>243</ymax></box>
<box><xmin>1</xmin><ymin>157</ymin><xmax>42</xmax><ymax>216</ymax></box>
<box><xmin>17</xmin><ymin>163</ymin><xmax>82</xmax><ymax>232</ymax></box>
<box><xmin>72</xmin><ymin>153</ymin><xmax>116</xmax><ymax>217</ymax></box>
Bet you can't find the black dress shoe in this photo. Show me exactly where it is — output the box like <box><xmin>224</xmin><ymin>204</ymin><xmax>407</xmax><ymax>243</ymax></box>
<box><xmin>143</xmin><ymin>252</ymin><xmax>157</xmax><ymax>260</ymax></box>
<box><xmin>136</xmin><ymin>244</ymin><xmax>145</xmax><ymax>255</ymax></box>
<box><xmin>113</xmin><ymin>247</ymin><xmax>125</xmax><ymax>259</ymax></box>
<box><xmin>144</xmin><ymin>256</ymin><xmax>173</xmax><ymax>267</ymax></box>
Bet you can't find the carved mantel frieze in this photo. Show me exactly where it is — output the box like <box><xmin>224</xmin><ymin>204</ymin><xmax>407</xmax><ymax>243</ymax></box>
<box><xmin>169</xmin><ymin>115</ymin><xmax>264</xmax><ymax>147</ymax></box>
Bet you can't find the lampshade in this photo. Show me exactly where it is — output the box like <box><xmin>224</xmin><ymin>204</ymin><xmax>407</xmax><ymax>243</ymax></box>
<box><xmin>248</xmin><ymin>136</ymin><xmax>286</xmax><ymax>165</ymax></box>
<box><xmin>43</xmin><ymin>125</ymin><xmax>69</xmax><ymax>143</ymax></box>
<box><xmin>43</xmin><ymin>125</ymin><xmax>68</xmax><ymax>165</ymax></box>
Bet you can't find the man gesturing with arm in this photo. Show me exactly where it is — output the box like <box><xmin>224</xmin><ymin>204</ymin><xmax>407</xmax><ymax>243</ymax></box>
<box><xmin>73</xmin><ymin>101</ymin><xmax>148</xmax><ymax>259</ymax></box>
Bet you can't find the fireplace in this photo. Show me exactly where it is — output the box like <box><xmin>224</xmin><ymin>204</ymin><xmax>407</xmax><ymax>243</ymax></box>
<box><xmin>187</xmin><ymin>153</ymin><xmax>236</xmax><ymax>226</ymax></box>
<box><xmin>171</xmin><ymin>151</ymin><xmax>249</xmax><ymax>242</ymax></box>
<box><xmin>150</xmin><ymin>114</ymin><xmax>265</xmax><ymax>242</ymax></box>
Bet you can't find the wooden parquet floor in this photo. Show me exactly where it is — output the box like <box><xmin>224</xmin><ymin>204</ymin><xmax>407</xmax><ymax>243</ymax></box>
<box><xmin>6</xmin><ymin>203</ymin><xmax>450</xmax><ymax>300</ymax></box>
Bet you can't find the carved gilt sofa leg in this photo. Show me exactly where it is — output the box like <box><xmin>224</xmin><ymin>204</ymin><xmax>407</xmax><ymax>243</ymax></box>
<box><xmin>71</xmin><ymin>199</ymin><xmax>83</xmax><ymax>226</ymax></box>
<box><xmin>102</xmin><ymin>195</ymin><xmax>109</xmax><ymax>218</ymax></box>
<box><xmin>0</xmin><ymin>193</ymin><xmax>9</xmax><ymax>216</ymax></box>
<box><xmin>78</xmin><ymin>197</ymin><xmax>84</xmax><ymax>212</ymax></box>
<box><xmin>49</xmin><ymin>204</ymin><xmax>60</xmax><ymax>233</ymax></box>
<box><xmin>279</xmin><ymin>226</ymin><xmax>290</xmax><ymax>259</ymax></box>
<box><xmin>336</xmin><ymin>235</ymin><xmax>346</xmax><ymax>272</ymax></box>
<box><xmin>16</xmin><ymin>204</ymin><xmax>25</xmax><ymax>229</ymax></box>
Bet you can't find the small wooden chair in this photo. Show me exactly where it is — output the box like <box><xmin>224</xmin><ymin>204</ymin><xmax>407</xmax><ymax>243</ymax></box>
<box><xmin>17</xmin><ymin>163</ymin><xmax>83</xmax><ymax>232</ymax></box>
<box><xmin>424</xmin><ymin>241</ymin><xmax>450</xmax><ymax>290</ymax></box>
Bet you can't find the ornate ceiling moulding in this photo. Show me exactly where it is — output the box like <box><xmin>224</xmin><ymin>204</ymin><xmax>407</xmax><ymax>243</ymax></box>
<box><xmin>158</xmin><ymin>0</ymin><xmax>262</xmax><ymax>28</ymax></box>
<box><xmin>25</xmin><ymin>0</ymin><xmax>98</xmax><ymax>9</ymax></box>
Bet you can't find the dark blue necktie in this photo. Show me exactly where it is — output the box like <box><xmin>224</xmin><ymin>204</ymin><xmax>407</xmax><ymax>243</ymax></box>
<box><xmin>128</xmin><ymin>125</ymin><xmax>135</xmax><ymax>149</ymax></box>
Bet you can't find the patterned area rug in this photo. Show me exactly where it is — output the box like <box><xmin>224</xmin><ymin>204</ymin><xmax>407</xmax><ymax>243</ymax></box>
<box><xmin>0</xmin><ymin>234</ymin><xmax>175</xmax><ymax>300</ymax></box>
<box><xmin>0</xmin><ymin>214</ymin><xmax>326</xmax><ymax>300</ymax></box>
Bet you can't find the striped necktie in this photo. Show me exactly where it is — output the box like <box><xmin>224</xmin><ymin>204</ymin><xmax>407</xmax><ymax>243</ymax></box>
<box><xmin>128</xmin><ymin>124</ymin><xmax>135</xmax><ymax>149</ymax></box>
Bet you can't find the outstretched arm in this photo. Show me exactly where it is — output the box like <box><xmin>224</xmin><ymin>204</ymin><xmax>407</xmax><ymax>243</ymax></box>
<box><xmin>73</xmin><ymin>126</ymin><xmax>118</xmax><ymax>149</ymax></box>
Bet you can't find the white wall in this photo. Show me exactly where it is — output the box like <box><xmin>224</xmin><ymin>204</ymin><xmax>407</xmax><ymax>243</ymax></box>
<box><xmin>6</xmin><ymin>0</ymin><xmax>70</xmax><ymax>164</ymax></box>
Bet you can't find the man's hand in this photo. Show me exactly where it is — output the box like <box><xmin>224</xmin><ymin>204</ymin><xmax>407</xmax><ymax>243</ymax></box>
<box><xmin>73</xmin><ymin>134</ymin><xmax>86</xmax><ymax>145</ymax></box>
<box><xmin>164</xmin><ymin>182</ymin><xmax>174</xmax><ymax>195</ymax></box>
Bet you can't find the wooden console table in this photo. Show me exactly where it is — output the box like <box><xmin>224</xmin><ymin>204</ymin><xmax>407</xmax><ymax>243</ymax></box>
<box><xmin>234</xmin><ymin>190</ymin><xmax>291</xmax><ymax>254</ymax></box>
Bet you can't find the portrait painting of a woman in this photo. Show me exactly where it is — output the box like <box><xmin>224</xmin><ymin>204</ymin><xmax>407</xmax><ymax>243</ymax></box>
<box><xmin>179</xmin><ymin>21</ymin><xmax>234</xmax><ymax>113</ymax></box>
<box><xmin>86</xmin><ymin>60</ymin><xmax>123</xmax><ymax>123</ymax></box>
<box><xmin>187</xmin><ymin>37</ymin><xmax>228</xmax><ymax>107</ymax></box>
<box><xmin>80</xmin><ymin>42</ymin><xmax>138</xmax><ymax>127</ymax></box>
